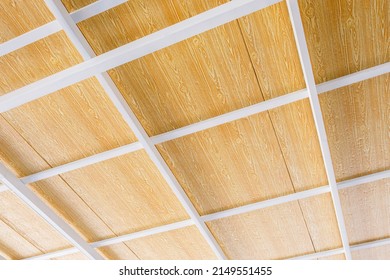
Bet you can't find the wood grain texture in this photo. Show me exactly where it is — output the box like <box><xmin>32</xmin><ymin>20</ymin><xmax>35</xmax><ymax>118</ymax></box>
<box><xmin>77</xmin><ymin>0</ymin><xmax>264</xmax><ymax>136</ymax></box>
<box><xmin>299</xmin><ymin>194</ymin><xmax>343</xmax><ymax>251</ymax></box>
<box><xmin>320</xmin><ymin>75</ymin><xmax>389</xmax><ymax>181</ymax></box>
<box><xmin>125</xmin><ymin>226</ymin><xmax>217</xmax><ymax>260</ymax></box>
<box><xmin>238</xmin><ymin>1</ymin><xmax>305</xmax><ymax>99</ymax></box>
<box><xmin>268</xmin><ymin>100</ymin><xmax>328</xmax><ymax>191</ymax></box>
<box><xmin>206</xmin><ymin>201</ymin><xmax>315</xmax><ymax>259</ymax></box>
<box><xmin>0</xmin><ymin>192</ymin><xmax>71</xmax><ymax>254</ymax></box>
<box><xmin>98</xmin><ymin>244</ymin><xmax>139</xmax><ymax>260</ymax></box>
<box><xmin>352</xmin><ymin>245</ymin><xmax>390</xmax><ymax>260</ymax></box>
<box><xmin>60</xmin><ymin>150</ymin><xmax>188</xmax><ymax>236</ymax></box>
<box><xmin>0</xmin><ymin>117</ymin><xmax>139</xmax><ymax>262</ymax></box>
<box><xmin>299</xmin><ymin>0</ymin><xmax>389</xmax><ymax>83</ymax></box>
<box><xmin>61</xmin><ymin>0</ymin><xmax>96</xmax><ymax>12</ymax></box>
<box><xmin>340</xmin><ymin>179</ymin><xmax>390</xmax><ymax>245</ymax></box>
<box><xmin>317</xmin><ymin>254</ymin><xmax>345</xmax><ymax>260</ymax></box>
<box><xmin>238</xmin><ymin>1</ymin><xmax>327</xmax><ymax>191</ymax></box>
<box><xmin>0</xmin><ymin>0</ymin><xmax>54</xmax><ymax>43</ymax></box>
<box><xmin>0</xmin><ymin>219</ymin><xmax>42</xmax><ymax>259</ymax></box>
<box><xmin>52</xmin><ymin>252</ymin><xmax>89</xmax><ymax>260</ymax></box>
<box><xmin>158</xmin><ymin>112</ymin><xmax>295</xmax><ymax>215</ymax></box>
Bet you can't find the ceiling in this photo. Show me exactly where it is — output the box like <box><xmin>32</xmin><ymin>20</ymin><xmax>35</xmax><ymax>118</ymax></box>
<box><xmin>0</xmin><ymin>0</ymin><xmax>388</xmax><ymax>260</ymax></box>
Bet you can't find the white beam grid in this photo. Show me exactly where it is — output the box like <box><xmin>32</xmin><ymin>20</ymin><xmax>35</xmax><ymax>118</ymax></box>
<box><xmin>287</xmin><ymin>0</ymin><xmax>352</xmax><ymax>259</ymax></box>
<box><xmin>44</xmin><ymin>0</ymin><xmax>228</xmax><ymax>260</ymax></box>
<box><xmin>0</xmin><ymin>0</ymin><xmax>387</xmax><ymax>260</ymax></box>
<box><xmin>22</xmin><ymin>170</ymin><xmax>390</xmax><ymax>260</ymax></box>
<box><xmin>0</xmin><ymin>163</ymin><xmax>104</xmax><ymax>260</ymax></box>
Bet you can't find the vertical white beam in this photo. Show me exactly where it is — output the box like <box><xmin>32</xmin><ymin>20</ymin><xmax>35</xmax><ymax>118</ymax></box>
<box><xmin>286</xmin><ymin>0</ymin><xmax>352</xmax><ymax>259</ymax></box>
<box><xmin>45</xmin><ymin>0</ymin><xmax>227</xmax><ymax>259</ymax></box>
<box><xmin>0</xmin><ymin>163</ymin><xmax>104</xmax><ymax>260</ymax></box>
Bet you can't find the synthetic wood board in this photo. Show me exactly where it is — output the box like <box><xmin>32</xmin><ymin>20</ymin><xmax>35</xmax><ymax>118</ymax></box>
<box><xmin>299</xmin><ymin>0</ymin><xmax>389</xmax><ymax>83</ymax></box>
<box><xmin>320</xmin><ymin>75</ymin><xmax>389</xmax><ymax>181</ymax></box>
<box><xmin>340</xmin><ymin>179</ymin><xmax>390</xmax><ymax>245</ymax></box>
<box><xmin>0</xmin><ymin>0</ymin><xmax>54</xmax><ymax>42</ymax></box>
<box><xmin>77</xmin><ymin>0</ymin><xmax>265</xmax><ymax>136</ymax></box>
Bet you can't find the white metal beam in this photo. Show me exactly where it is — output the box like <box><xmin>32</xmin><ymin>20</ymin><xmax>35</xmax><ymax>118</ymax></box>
<box><xmin>289</xmin><ymin>248</ymin><xmax>345</xmax><ymax>260</ymax></box>
<box><xmin>22</xmin><ymin>170</ymin><xmax>389</xmax><ymax>260</ymax></box>
<box><xmin>69</xmin><ymin>0</ymin><xmax>127</xmax><ymax>23</ymax></box>
<box><xmin>0</xmin><ymin>163</ymin><xmax>104</xmax><ymax>260</ymax></box>
<box><xmin>0</xmin><ymin>0</ymin><xmax>282</xmax><ymax>113</ymax></box>
<box><xmin>44</xmin><ymin>0</ymin><xmax>228</xmax><ymax>260</ymax></box>
<box><xmin>286</xmin><ymin>0</ymin><xmax>352</xmax><ymax>259</ymax></box>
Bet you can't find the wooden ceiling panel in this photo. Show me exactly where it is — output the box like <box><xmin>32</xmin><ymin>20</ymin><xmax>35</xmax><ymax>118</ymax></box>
<box><xmin>97</xmin><ymin>244</ymin><xmax>138</xmax><ymax>260</ymax></box>
<box><xmin>299</xmin><ymin>193</ymin><xmax>343</xmax><ymax>251</ymax></box>
<box><xmin>77</xmin><ymin>0</ymin><xmax>265</xmax><ymax>136</ymax></box>
<box><xmin>157</xmin><ymin>112</ymin><xmax>295</xmax><ymax>215</ymax></box>
<box><xmin>125</xmin><ymin>226</ymin><xmax>217</xmax><ymax>260</ymax></box>
<box><xmin>268</xmin><ymin>100</ymin><xmax>327</xmax><ymax>191</ymax></box>
<box><xmin>340</xmin><ymin>179</ymin><xmax>390</xmax><ymax>245</ymax></box>
<box><xmin>52</xmin><ymin>252</ymin><xmax>89</xmax><ymax>260</ymax></box>
<box><xmin>2</xmin><ymin>77</ymin><xmax>136</xmax><ymax>167</ymax></box>
<box><xmin>317</xmin><ymin>254</ymin><xmax>346</xmax><ymax>260</ymax></box>
<box><xmin>0</xmin><ymin>31</ymin><xmax>82</xmax><ymax>94</ymax></box>
<box><xmin>61</xmin><ymin>0</ymin><xmax>96</xmax><ymax>12</ymax></box>
<box><xmin>0</xmin><ymin>0</ymin><xmax>54</xmax><ymax>43</ymax></box>
<box><xmin>0</xmin><ymin>219</ymin><xmax>42</xmax><ymax>259</ymax></box>
<box><xmin>299</xmin><ymin>0</ymin><xmax>389</xmax><ymax>83</ymax></box>
<box><xmin>352</xmin><ymin>245</ymin><xmax>390</xmax><ymax>260</ymax></box>
<box><xmin>206</xmin><ymin>201</ymin><xmax>314</xmax><ymax>259</ymax></box>
<box><xmin>238</xmin><ymin>1</ymin><xmax>306</xmax><ymax>99</ymax></box>
<box><xmin>0</xmin><ymin>191</ymin><xmax>71</xmax><ymax>255</ymax></box>
<box><xmin>320</xmin><ymin>74</ymin><xmax>389</xmax><ymax>181</ymax></box>
<box><xmin>59</xmin><ymin>150</ymin><xmax>188</xmax><ymax>236</ymax></box>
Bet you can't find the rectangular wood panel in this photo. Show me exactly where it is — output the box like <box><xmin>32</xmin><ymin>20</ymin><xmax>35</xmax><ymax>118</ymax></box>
<box><xmin>320</xmin><ymin>75</ymin><xmax>389</xmax><ymax>181</ymax></box>
<box><xmin>0</xmin><ymin>0</ymin><xmax>54</xmax><ymax>42</ymax></box>
<box><xmin>206</xmin><ymin>201</ymin><xmax>315</xmax><ymax>259</ymax></box>
<box><xmin>59</xmin><ymin>150</ymin><xmax>189</xmax><ymax>236</ymax></box>
<box><xmin>352</xmin><ymin>245</ymin><xmax>390</xmax><ymax>260</ymax></box>
<box><xmin>157</xmin><ymin>112</ymin><xmax>295</xmax><ymax>215</ymax></box>
<box><xmin>340</xmin><ymin>179</ymin><xmax>390</xmax><ymax>245</ymax></box>
<box><xmin>125</xmin><ymin>226</ymin><xmax>217</xmax><ymax>260</ymax></box>
<box><xmin>299</xmin><ymin>0</ymin><xmax>389</xmax><ymax>83</ymax></box>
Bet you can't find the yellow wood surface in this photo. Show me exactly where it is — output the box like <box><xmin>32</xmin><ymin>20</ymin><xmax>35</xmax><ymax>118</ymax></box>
<box><xmin>340</xmin><ymin>179</ymin><xmax>390</xmax><ymax>245</ymax></box>
<box><xmin>320</xmin><ymin>75</ymin><xmax>389</xmax><ymax>181</ymax></box>
<box><xmin>60</xmin><ymin>150</ymin><xmax>188</xmax><ymax>236</ymax></box>
<box><xmin>317</xmin><ymin>254</ymin><xmax>346</xmax><ymax>260</ymax></box>
<box><xmin>0</xmin><ymin>192</ymin><xmax>71</xmax><ymax>255</ymax></box>
<box><xmin>61</xmin><ymin>0</ymin><xmax>96</xmax><ymax>12</ymax></box>
<box><xmin>206</xmin><ymin>201</ymin><xmax>315</xmax><ymax>259</ymax></box>
<box><xmin>299</xmin><ymin>0</ymin><xmax>389</xmax><ymax>83</ymax></box>
<box><xmin>0</xmin><ymin>0</ymin><xmax>54</xmax><ymax>43</ymax></box>
<box><xmin>352</xmin><ymin>245</ymin><xmax>390</xmax><ymax>260</ymax></box>
<box><xmin>158</xmin><ymin>112</ymin><xmax>294</xmax><ymax>215</ymax></box>
<box><xmin>125</xmin><ymin>226</ymin><xmax>217</xmax><ymax>260</ymax></box>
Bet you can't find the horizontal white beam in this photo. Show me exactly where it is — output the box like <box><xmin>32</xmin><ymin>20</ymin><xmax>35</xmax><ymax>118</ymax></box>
<box><xmin>0</xmin><ymin>163</ymin><xmax>104</xmax><ymax>260</ymax></box>
<box><xmin>0</xmin><ymin>0</ymin><xmax>282</xmax><ymax>113</ymax></box>
<box><xmin>287</xmin><ymin>0</ymin><xmax>352</xmax><ymax>259</ymax></box>
<box><xmin>0</xmin><ymin>21</ymin><xmax>61</xmax><ymax>56</ymax></box>
<box><xmin>25</xmin><ymin>248</ymin><xmax>79</xmax><ymax>260</ymax></box>
<box><xmin>70</xmin><ymin>0</ymin><xmax>127</xmax><ymax>23</ymax></box>
<box><xmin>21</xmin><ymin>142</ymin><xmax>142</xmax><ymax>186</ymax></box>
<box><xmin>20</xmin><ymin>170</ymin><xmax>388</xmax><ymax>260</ymax></box>
<box><xmin>0</xmin><ymin>0</ymin><xmax>129</xmax><ymax>57</ymax></box>
<box><xmin>201</xmin><ymin>186</ymin><xmax>330</xmax><ymax>222</ymax></box>
<box><xmin>351</xmin><ymin>237</ymin><xmax>390</xmax><ymax>252</ymax></box>
<box><xmin>289</xmin><ymin>248</ymin><xmax>345</xmax><ymax>260</ymax></box>
<box><xmin>338</xmin><ymin>170</ymin><xmax>390</xmax><ymax>190</ymax></box>
<box><xmin>0</xmin><ymin>64</ymin><xmax>380</xmax><ymax>189</ymax></box>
